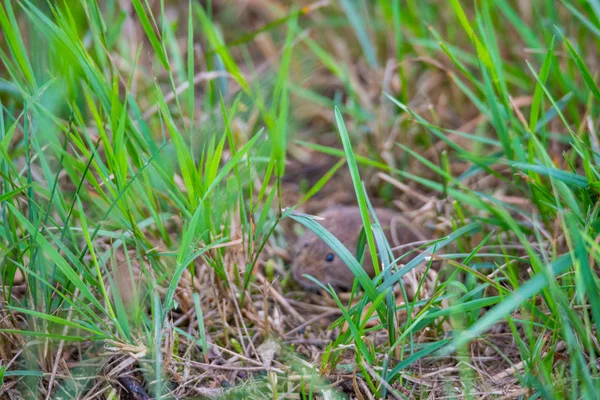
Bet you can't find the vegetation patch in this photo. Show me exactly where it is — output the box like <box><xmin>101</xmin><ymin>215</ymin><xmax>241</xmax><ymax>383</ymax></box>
<box><xmin>1</xmin><ymin>0</ymin><xmax>599</xmax><ymax>398</ymax></box>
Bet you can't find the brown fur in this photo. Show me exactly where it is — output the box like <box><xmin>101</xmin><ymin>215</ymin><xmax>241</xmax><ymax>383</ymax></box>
<box><xmin>291</xmin><ymin>206</ymin><xmax>425</xmax><ymax>290</ymax></box>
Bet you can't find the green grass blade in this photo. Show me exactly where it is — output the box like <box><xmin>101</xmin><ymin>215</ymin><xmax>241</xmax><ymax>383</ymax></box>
<box><xmin>439</xmin><ymin>253</ymin><xmax>573</xmax><ymax>356</ymax></box>
<box><xmin>334</xmin><ymin>107</ymin><xmax>379</xmax><ymax>275</ymax></box>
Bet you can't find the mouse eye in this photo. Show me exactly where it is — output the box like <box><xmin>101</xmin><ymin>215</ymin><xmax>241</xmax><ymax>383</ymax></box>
<box><xmin>325</xmin><ymin>253</ymin><xmax>335</xmax><ymax>262</ymax></box>
<box><xmin>303</xmin><ymin>242</ymin><xmax>310</xmax><ymax>248</ymax></box>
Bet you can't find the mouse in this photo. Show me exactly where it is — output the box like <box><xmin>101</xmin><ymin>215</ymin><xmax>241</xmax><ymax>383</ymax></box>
<box><xmin>291</xmin><ymin>205</ymin><xmax>428</xmax><ymax>291</ymax></box>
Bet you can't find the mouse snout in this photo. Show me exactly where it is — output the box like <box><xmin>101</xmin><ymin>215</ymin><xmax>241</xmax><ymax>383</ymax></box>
<box><xmin>291</xmin><ymin>259</ymin><xmax>322</xmax><ymax>289</ymax></box>
<box><xmin>292</xmin><ymin>264</ymin><xmax>311</xmax><ymax>285</ymax></box>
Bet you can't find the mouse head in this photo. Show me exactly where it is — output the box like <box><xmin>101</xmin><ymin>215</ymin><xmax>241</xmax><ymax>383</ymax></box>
<box><xmin>291</xmin><ymin>229</ymin><xmax>356</xmax><ymax>290</ymax></box>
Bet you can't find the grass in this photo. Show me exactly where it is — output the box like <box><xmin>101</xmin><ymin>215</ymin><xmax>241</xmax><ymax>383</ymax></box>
<box><xmin>1</xmin><ymin>0</ymin><xmax>600</xmax><ymax>398</ymax></box>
